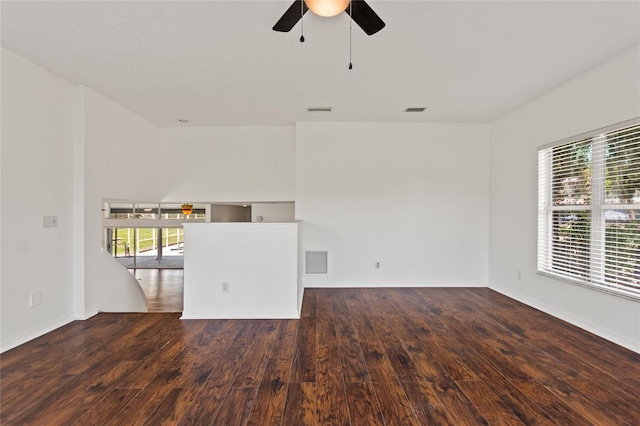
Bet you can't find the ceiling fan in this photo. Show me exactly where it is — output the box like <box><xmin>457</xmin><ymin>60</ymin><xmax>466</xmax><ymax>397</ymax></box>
<box><xmin>273</xmin><ymin>0</ymin><xmax>385</xmax><ymax>36</ymax></box>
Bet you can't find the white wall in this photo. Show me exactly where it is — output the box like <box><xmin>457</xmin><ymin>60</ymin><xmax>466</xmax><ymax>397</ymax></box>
<box><xmin>1</xmin><ymin>48</ymin><xmax>76</xmax><ymax>351</ymax></box>
<box><xmin>296</xmin><ymin>122</ymin><xmax>490</xmax><ymax>287</ymax></box>
<box><xmin>489</xmin><ymin>47</ymin><xmax>640</xmax><ymax>352</ymax></box>
<box><xmin>182</xmin><ymin>223</ymin><xmax>299</xmax><ymax>318</ymax></box>
<box><xmin>161</xmin><ymin>127</ymin><xmax>295</xmax><ymax>203</ymax></box>
<box><xmin>83</xmin><ymin>87</ymin><xmax>168</xmax><ymax>314</ymax></box>
<box><xmin>251</xmin><ymin>202</ymin><xmax>295</xmax><ymax>222</ymax></box>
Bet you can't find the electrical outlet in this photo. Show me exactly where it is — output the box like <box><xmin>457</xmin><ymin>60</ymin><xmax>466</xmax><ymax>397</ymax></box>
<box><xmin>222</xmin><ymin>282</ymin><xmax>230</xmax><ymax>292</ymax></box>
<box><xmin>517</xmin><ymin>270</ymin><xmax>522</xmax><ymax>280</ymax></box>
<box><xmin>42</xmin><ymin>215</ymin><xmax>58</xmax><ymax>228</ymax></box>
<box><xmin>30</xmin><ymin>290</ymin><xmax>42</xmax><ymax>307</ymax></box>
<box><xmin>375</xmin><ymin>261</ymin><xmax>381</xmax><ymax>270</ymax></box>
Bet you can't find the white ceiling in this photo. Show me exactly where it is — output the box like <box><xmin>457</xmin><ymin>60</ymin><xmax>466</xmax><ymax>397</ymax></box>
<box><xmin>2</xmin><ymin>1</ymin><xmax>639</xmax><ymax>126</ymax></box>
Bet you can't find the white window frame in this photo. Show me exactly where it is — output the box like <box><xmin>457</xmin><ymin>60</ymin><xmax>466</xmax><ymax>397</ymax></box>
<box><xmin>537</xmin><ymin>118</ymin><xmax>640</xmax><ymax>301</ymax></box>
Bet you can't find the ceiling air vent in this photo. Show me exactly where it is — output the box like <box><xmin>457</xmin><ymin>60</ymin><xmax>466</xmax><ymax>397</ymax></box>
<box><xmin>404</xmin><ymin>107</ymin><xmax>426</xmax><ymax>113</ymax></box>
<box><xmin>307</xmin><ymin>107</ymin><xmax>332</xmax><ymax>112</ymax></box>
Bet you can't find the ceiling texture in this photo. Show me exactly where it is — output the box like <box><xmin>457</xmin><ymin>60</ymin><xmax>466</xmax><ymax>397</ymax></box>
<box><xmin>2</xmin><ymin>1</ymin><xmax>639</xmax><ymax>127</ymax></box>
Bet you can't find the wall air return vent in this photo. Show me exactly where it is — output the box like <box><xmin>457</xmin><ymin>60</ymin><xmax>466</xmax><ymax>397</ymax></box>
<box><xmin>404</xmin><ymin>107</ymin><xmax>426</xmax><ymax>112</ymax></box>
<box><xmin>305</xmin><ymin>251</ymin><xmax>328</xmax><ymax>274</ymax></box>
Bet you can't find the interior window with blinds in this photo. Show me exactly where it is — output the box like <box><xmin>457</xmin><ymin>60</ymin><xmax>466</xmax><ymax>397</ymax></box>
<box><xmin>538</xmin><ymin>120</ymin><xmax>640</xmax><ymax>300</ymax></box>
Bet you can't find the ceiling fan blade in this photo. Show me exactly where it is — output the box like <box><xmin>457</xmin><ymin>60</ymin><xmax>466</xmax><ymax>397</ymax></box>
<box><xmin>273</xmin><ymin>0</ymin><xmax>309</xmax><ymax>32</ymax></box>
<box><xmin>345</xmin><ymin>0</ymin><xmax>385</xmax><ymax>35</ymax></box>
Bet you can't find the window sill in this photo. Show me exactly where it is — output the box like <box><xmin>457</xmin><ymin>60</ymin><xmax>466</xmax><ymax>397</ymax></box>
<box><xmin>537</xmin><ymin>270</ymin><xmax>640</xmax><ymax>302</ymax></box>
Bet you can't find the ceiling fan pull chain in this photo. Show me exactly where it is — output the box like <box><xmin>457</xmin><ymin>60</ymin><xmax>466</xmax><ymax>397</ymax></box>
<box><xmin>348</xmin><ymin>1</ymin><xmax>353</xmax><ymax>69</ymax></box>
<box><xmin>300</xmin><ymin>0</ymin><xmax>305</xmax><ymax>42</ymax></box>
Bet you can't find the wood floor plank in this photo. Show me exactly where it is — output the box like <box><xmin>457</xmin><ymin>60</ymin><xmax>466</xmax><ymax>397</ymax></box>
<box><xmin>232</xmin><ymin>320</ymin><xmax>280</xmax><ymax>388</ymax></box>
<box><xmin>443</xmin><ymin>315</ymin><xmax>533</xmax><ymax>381</ymax></box>
<box><xmin>246</xmin><ymin>359</ymin><xmax>291</xmax><ymax>426</ymax></box>
<box><xmin>316</xmin><ymin>345</ymin><xmax>350</xmax><ymax>425</ymax></box>
<box><xmin>202</xmin><ymin>328</ymin><xmax>255</xmax><ymax>389</ymax></box>
<box><xmin>330</xmin><ymin>289</ymin><xmax>351</xmax><ymax>316</ymax></box>
<box><xmin>539</xmin><ymin>378</ymin><xmax>631</xmax><ymax>425</ymax></box>
<box><xmin>143</xmin><ymin>387</ymin><xmax>199</xmax><ymax>426</ymax></box>
<box><xmin>111</xmin><ymin>317</ymin><xmax>212</xmax><ymax>390</ymax></box>
<box><xmin>190</xmin><ymin>319</ymin><xmax>227</xmax><ymax>347</ymax></box>
<box><xmin>175</xmin><ymin>387</ymin><xmax>227</xmax><ymax>425</ymax></box>
<box><xmin>282</xmin><ymin>382</ymin><xmax>316</xmax><ymax>426</ymax></box>
<box><xmin>349</xmin><ymin>315</ymin><xmax>380</xmax><ymax>343</ymax></box>
<box><xmin>565</xmin><ymin>377</ymin><xmax>640</xmax><ymax>424</ymax></box>
<box><xmin>300</xmin><ymin>288</ymin><xmax>317</xmax><ymax>318</ymax></box>
<box><xmin>115</xmin><ymin>337</ymin><xmax>187</xmax><ymax>389</ymax></box>
<box><xmin>104</xmin><ymin>386</ymin><xmax>173</xmax><ymax>426</ymax></box>
<box><xmin>428</xmin><ymin>378</ymin><xmax>489</xmax><ymax>425</ymax></box>
<box><xmin>290</xmin><ymin>316</ymin><xmax>316</xmax><ymax>382</ymax></box>
<box><xmin>334</xmin><ymin>312</ymin><xmax>371</xmax><ymax>383</ymax></box>
<box><xmin>402</xmin><ymin>315</ymin><xmax>479</xmax><ymax>381</ymax></box>
<box><xmin>342</xmin><ymin>292</ymin><xmax>373</xmax><ymax>322</ymax></box>
<box><xmin>489</xmin><ymin>291</ymin><xmax>640</xmax><ymax>377</ymax></box>
<box><xmin>71</xmin><ymin>388</ymin><xmax>140</xmax><ymax>426</ymax></box>
<box><xmin>1</xmin><ymin>371</ymin><xmax>76</xmax><ymax>423</ymax></box>
<box><xmin>621</xmin><ymin>377</ymin><xmax>640</xmax><ymax>389</ymax></box>
<box><xmin>472</xmin><ymin>291</ymin><xmax>640</xmax><ymax>381</ymax></box>
<box><xmin>231</xmin><ymin>319</ymin><xmax>264</xmax><ymax>347</ymax></box>
<box><xmin>435</xmin><ymin>337</ymin><xmax>559</xmax><ymax>425</ymax></box>
<box><xmin>344</xmin><ymin>382</ymin><xmax>386</xmax><ymax>426</ymax></box>
<box><xmin>10</xmin><ymin>314</ymin><xmax>157</xmax><ymax>382</ymax></box>
<box><xmin>6</xmin><ymin>355</ymin><xmax>132</xmax><ymax>425</ymax></box>
<box><xmin>449</xmin><ymin>312</ymin><xmax>582</xmax><ymax>383</ymax></box>
<box><xmin>0</xmin><ymin>319</ymin><xmax>90</xmax><ymax>371</ymax></box>
<box><xmin>1</xmin><ymin>314</ymin><xmax>132</xmax><ymax>379</ymax></box>
<box><xmin>456</xmin><ymin>380</ymin><xmax>524</xmax><ymax>426</ymax></box>
<box><xmin>358</xmin><ymin>288</ymin><xmax>398</xmax><ymax>317</ymax></box>
<box><xmin>316</xmin><ymin>288</ymin><xmax>335</xmax><ymax>318</ymax></box>
<box><xmin>211</xmin><ymin>386</ymin><xmax>258</xmax><ymax>425</ymax></box>
<box><xmin>360</xmin><ymin>340</ymin><xmax>401</xmax><ymax>384</ymax></box>
<box><xmin>371</xmin><ymin>378</ymin><xmax>421</xmax><ymax>425</ymax></box>
<box><xmin>401</xmin><ymin>380</ymin><xmax>454</xmax><ymax>425</ymax></box>
<box><xmin>160</xmin><ymin>347</ymin><xmax>217</xmax><ymax>389</ymax></box>
<box><xmin>317</xmin><ymin>315</ymin><xmax>338</xmax><ymax>349</ymax></box>
<box><xmin>509</xmin><ymin>379</ymin><xmax>591</xmax><ymax>425</ymax></box>
<box><xmin>117</xmin><ymin>313</ymin><xmax>186</xmax><ymax>361</ymax></box>
<box><xmin>368</xmin><ymin>316</ymin><xmax>423</xmax><ymax>382</ymax></box>
<box><xmin>496</xmin><ymin>323</ymin><xmax>640</xmax><ymax>405</ymax></box>
<box><xmin>403</xmin><ymin>339</ymin><xmax>451</xmax><ymax>384</ymax></box>
<box><xmin>360</xmin><ymin>342</ymin><xmax>420</xmax><ymax>425</ymax></box>
<box><xmin>86</xmin><ymin>360</ymin><xmax>142</xmax><ymax>391</ymax></box>
<box><xmin>269</xmin><ymin>318</ymin><xmax>299</xmax><ymax>361</ymax></box>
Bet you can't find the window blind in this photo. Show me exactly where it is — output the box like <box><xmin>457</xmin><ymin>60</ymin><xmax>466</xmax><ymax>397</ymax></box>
<box><xmin>538</xmin><ymin>120</ymin><xmax>640</xmax><ymax>300</ymax></box>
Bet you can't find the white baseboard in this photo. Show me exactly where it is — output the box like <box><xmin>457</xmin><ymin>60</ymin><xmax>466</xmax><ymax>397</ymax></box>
<box><xmin>303</xmin><ymin>280</ymin><xmax>488</xmax><ymax>288</ymax></box>
<box><xmin>180</xmin><ymin>310</ymin><xmax>300</xmax><ymax>320</ymax></box>
<box><xmin>490</xmin><ymin>285</ymin><xmax>639</xmax><ymax>354</ymax></box>
<box><xmin>297</xmin><ymin>288</ymin><xmax>304</xmax><ymax>316</ymax></box>
<box><xmin>75</xmin><ymin>309</ymin><xmax>99</xmax><ymax>320</ymax></box>
<box><xmin>0</xmin><ymin>314</ymin><xmax>76</xmax><ymax>353</ymax></box>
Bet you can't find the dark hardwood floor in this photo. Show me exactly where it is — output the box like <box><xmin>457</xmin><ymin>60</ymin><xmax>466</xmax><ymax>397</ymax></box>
<box><xmin>132</xmin><ymin>269</ymin><xmax>184</xmax><ymax>312</ymax></box>
<box><xmin>2</xmin><ymin>288</ymin><xmax>639</xmax><ymax>425</ymax></box>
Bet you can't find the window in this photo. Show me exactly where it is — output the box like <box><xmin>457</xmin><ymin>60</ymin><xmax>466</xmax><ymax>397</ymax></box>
<box><xmin>538</xmin><ymin>120</ymin><xmax>640</xmax><ymax>300</ymax></box>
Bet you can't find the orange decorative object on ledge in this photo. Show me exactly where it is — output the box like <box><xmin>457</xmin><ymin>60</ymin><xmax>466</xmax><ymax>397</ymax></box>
<box><xmin>181</xmin><ymin>204</ymin><xmax>193</xmax><ymax>215</ymax></box>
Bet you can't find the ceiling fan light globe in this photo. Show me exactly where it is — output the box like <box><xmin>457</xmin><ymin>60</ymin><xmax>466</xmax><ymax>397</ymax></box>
<box><xmin>304</xmin><ymin>0</ymin><xmax>350</xmax><ymax>17</ymax></box>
